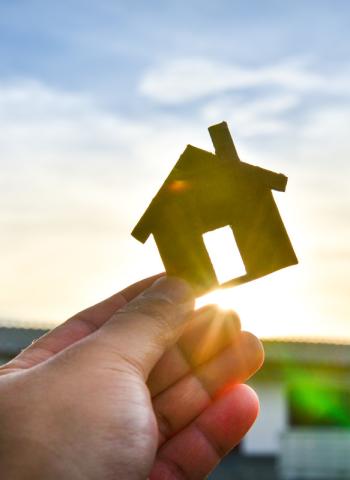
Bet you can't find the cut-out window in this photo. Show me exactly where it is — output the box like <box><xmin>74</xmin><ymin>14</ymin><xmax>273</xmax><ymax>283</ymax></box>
<box><xmin>203</xmin><ymin>226</ymin><xmax>246</xmax><ymax>284</ymax></box>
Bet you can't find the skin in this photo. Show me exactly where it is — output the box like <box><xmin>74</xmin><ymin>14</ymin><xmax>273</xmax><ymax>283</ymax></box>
<box><xmin>0</xmin><ymin>275</ymin><xmax>264</xmax><ymax>479</ymax></box>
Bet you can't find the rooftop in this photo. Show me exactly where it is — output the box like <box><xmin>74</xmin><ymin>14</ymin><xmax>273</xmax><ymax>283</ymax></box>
<box><xmin>0</xmin><ymin>325</ymin><xmax>47</xmax><ymax>359</ymax></box>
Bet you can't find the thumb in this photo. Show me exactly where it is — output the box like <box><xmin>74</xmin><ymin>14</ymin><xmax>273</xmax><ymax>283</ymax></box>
<box><xmin>81</xmin><ymin>277</ymin><xmax>195</xmax><ymax>378</ymax></box>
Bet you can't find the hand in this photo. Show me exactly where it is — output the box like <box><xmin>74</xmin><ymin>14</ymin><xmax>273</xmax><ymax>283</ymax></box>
<box><xmin>0</xmin><ymin>276</ymin><xmax>263</xmax><ymax>479</ymax></box>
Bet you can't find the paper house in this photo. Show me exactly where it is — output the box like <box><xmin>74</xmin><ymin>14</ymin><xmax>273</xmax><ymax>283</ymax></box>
<box><xmin>132</xmin><ymin>122</ymin><xmax>298</xmax><ymax>295</ymax></box>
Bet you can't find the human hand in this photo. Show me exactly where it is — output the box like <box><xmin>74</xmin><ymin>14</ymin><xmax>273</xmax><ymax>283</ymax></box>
<box><xmin>0</xmin><ymin>276</ymin><xmax>263</xmax><ymax>479</ymax></box>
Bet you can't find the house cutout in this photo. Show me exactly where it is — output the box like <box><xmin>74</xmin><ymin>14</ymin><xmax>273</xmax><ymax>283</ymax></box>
<box><xmin>132</xmin><ymin>121</ymin><xmax>298</xmax><ymax>296</ymax></box>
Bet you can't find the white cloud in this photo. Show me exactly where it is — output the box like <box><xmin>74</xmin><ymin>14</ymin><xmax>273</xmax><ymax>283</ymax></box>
<box><xmin>301</xmin><ymin>106</ymin><xmax>350</xmax><ymax>153</ymax></box>
<box><xmin>139</xmin><ymin>57</ymin><xmax>350</xmax><ymax>104</ymax></box>
<box><xmin>0</xmin><ymin>80</ymin><xmax>149</xmax><ymax>233</ymax></box>
<box><xmin>201</xmin><ymin>93</ymin><xmax>300</xmax><ymax>137</ymax></box>
<box><xmin>0</xmin><ymin>80</ymin><xmax>163</xmax><ymax>323</ymax></box>
<box><xmin>0</xmin><ymin>79</ymin><xmax>150</xmax><ymax>165</ymax></box>
<box><xmin>139</xmin><ymin>57</ymin><xmax>319</xmax><ymax>103</ymax></box>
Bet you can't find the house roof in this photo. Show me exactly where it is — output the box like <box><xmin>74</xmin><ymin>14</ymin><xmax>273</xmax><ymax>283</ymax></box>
<box><xmin>0</xmin><ymin>325</ymin><xmax>47</xmax><ymax>359</ymax></box>
<box><xmin>1</xmin><ymin>325</ymin><xmax>350</xmax><ymax>368</ymax></box>
<box><xmin>132</xmin><ymin>144</ymin><xmax>288</xmax><ymax>243</ymax></box>
<box><xmin>263</xmin><ymin>339</ymin><xmax>350</xmax><ymax>369</ymax></box>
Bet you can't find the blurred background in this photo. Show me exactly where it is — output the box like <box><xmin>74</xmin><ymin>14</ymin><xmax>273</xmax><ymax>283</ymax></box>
<box><xmin>0</xmin><ymin>1</ymin><xmax>349</xmax><ymax>478</ymax></box>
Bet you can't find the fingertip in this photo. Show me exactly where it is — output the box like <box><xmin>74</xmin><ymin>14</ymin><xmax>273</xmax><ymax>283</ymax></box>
<box><xmin>193</xmin><ymin>305</ymin><xmax>242</xmax><ymax>340</ymax></box>
<box><xmin>193</xmin><ymin>303</ymin><xmax>220</xmax><ymax>317</ymax></box>
<box><xmin>216</xmin><ymin>308</ymin><xmax>241</xmax><ymax>335</ymax></box>
<box><xmin>194</xmin><ymin>305</ymin><xmax>241</xmax><ymax>328</ymax></box>
<box><xmin>197</xmin><ymin>383</ymin><xmax>260</xmax><ymax>452</ymax></box>
<box><xmin>119</xmin><ymin>273</ymin><xmax>166</xmax><ymax>302</ymax></box>
<box><xmin>179</xmin><ymin>305</ymin><xmax>242</xmax><ymax>367</ymax></box>
<box><xmin>213</xmin><ymin>384</ymin><xmax>260</xmax><ymax>439</ymax></box>
<box><xmin>233</xmin><ymin>383</ymin><xmax>260</xmax><ymax>425</ymax></box>
<box><xmin>149</xmin><ymin>276</ymin><xmax>195</xmax><ymax>308</ymax></box>
<box><xmin>239</xmin><ymin>331</ymin><xmax>265</xmax><ymax>373</ymax></box>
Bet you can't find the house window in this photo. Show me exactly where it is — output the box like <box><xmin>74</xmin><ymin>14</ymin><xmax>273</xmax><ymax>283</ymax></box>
<box><xmin>203</xmin><ymin>227</ymin><xmax>246</xmax><ymax>283</ymax></box>
<box><xmin>288</xmin><ymin>383</ymin><xmax>350</xmax><ymax>428</ymax></box>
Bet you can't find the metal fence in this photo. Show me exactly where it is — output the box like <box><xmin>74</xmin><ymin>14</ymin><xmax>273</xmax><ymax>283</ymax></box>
<box><xmin>278</xmin><ymin>428</ymin><xmax>350</xmax><ymax>480</ymax></box>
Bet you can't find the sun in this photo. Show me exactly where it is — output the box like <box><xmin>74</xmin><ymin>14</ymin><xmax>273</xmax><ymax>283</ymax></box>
<box><xmin>196</xmin><ymin>268</ymin><xmax>306</xmax><ymax>340</ymax></box>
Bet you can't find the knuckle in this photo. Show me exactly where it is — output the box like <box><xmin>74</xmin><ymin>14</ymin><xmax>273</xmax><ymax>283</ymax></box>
<box><xmin>155</xmin><ymin>407</ymin><xmax>174</xmax><ymax>439</ymax></box>
<box><xmin>120</xmin><ymin>296</ymin><xmax>177</xmax><ymax>330</ymax></box>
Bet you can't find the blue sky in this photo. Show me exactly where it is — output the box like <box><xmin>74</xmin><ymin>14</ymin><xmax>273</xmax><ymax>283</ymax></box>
<box><xmin>0</xmin><ymin>0</ymin><xmax>349</xmax><ymax>340</ymax></box>
<box><xmin>2</xmin><ymin>1</ymin><xmax>350</xmax><ymax>106</ymax></box>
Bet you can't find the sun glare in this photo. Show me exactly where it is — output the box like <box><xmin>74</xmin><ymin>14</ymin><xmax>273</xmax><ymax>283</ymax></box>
<box><xmin>196</xmin><ymin>269</ymin><xmax>307</xmax><ymax>340</ymax></box>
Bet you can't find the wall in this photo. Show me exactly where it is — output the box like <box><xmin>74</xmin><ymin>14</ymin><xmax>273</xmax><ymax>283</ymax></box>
<box><xmin>242</xmin><ymin>380</ymin><xmax>287</xmax><ymax>455</ymax></box>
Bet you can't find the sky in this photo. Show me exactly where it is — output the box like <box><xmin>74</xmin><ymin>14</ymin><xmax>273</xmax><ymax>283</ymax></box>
<box><xmin>0</xmin><ymin>0</ymin><xmax>349</xmax><ymax>341</ymax></box>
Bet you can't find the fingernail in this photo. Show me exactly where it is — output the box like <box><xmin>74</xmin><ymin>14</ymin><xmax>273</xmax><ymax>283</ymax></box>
<box><xmin>145</xmin><ymin>276</ymin><xmax>195</xmax><ymax>305</ymax></box>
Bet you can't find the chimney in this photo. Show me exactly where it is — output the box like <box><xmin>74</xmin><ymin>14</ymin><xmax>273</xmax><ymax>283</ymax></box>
<box><xmin>208</xmin><ymin>121</ymin><xmax>240</xmax><ymax>164</ymax></box>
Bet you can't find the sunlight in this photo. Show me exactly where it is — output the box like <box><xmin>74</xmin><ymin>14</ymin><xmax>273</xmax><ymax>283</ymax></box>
<box><xmin>197</xmin><ymin>275</ymin><xmax>294</xmax><ymax>339</ymax></box>
<box><xmin>203</xmin><ymin>227</ymin><xmax>246</xmax><ymax>282</ymax></box>
<box><xmin>196</xmin><ymin>266</ymin><xmax>315</xmax><ymax>340</ymax></box>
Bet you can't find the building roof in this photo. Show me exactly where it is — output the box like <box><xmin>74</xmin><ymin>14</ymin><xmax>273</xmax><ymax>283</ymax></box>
<box><xmin>0</xmin><ymin>326</ymin><xmax>47</xmax><ymax>359</ymax></box>
<box><xmin>263</xmin><ymin>339</ymin><xmax>350</xmax><ymax>369</ymax></box>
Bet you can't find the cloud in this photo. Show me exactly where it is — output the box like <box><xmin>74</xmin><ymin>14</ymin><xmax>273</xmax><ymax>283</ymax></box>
<box><xmin>301</xmin><ymin>105</ymin><xmax>350</xmax><ymax>154</ymax></box>
<box><xmin>0</xmin><ymin>80</ymin><xmax>148</xmax><ymax>234</ymax></box>
<box><xmin>201</xmin><ymin>93</ymin><xmax>300</xmax><ymax>137</ymax></box>
<box><xmin>139</xmin><ymin>57</ymin><xmax>320</xmax><ymax>103</ymax></box>
<box><xmin>0</xmin><ymin>79</ymin><xmax>165</xmax><ymax>323</ymax></box>
<box><xmin>0</xmin><ymin>79</ymin><xmax>150</xmax><ymax>166</ymax></box>
<box><xmin>139</xmin><ymin>57</ymin><xmax>350</xmax><ymax>105</ymax></box>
